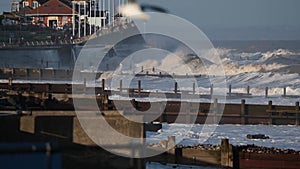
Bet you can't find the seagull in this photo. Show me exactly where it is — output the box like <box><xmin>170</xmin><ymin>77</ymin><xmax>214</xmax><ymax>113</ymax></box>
<box><xmin>119</xmin><ymin>0</ymin><xmax>168</xmax><ymax>21</ymax></box>
<box><xmin>119</xmin><ymin>1</ymin><xmax>150</xmax><ymax>21</ymax></box>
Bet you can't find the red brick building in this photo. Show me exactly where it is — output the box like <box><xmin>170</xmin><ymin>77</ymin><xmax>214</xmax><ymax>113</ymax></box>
<box><xmin>25</xmin><ymin>0</ymin><xmax>77</xmax><ymax>29</ymax></box>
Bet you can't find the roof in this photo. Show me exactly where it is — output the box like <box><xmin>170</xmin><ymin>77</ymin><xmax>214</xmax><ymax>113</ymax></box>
<box><xmin>3</xmin><ymin>12</ymin><xmax>20</xmax><ymax>19</ymax></box>
<box><xmin>25</xmin><ymin>0</ymin><xmax>77</xmax><ymax>16</ymax></box>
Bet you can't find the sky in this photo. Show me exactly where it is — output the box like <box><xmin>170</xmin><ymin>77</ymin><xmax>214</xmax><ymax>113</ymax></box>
<box><xmin>1</xmin><ymin>0</ymin><xmax>300</xmax><ymax>40</ymax></box>
<box><xmin>139</xmin><ymin>0</ymin><xmax>300</xmax><ymax>28</ymax></box>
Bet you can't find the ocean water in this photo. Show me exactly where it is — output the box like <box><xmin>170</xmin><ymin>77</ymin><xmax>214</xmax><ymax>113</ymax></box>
<box><xmin>147</xmin><ymin>124</ymin><xmax>300</xmax><ymax>151</ymax></box>
<box><xmin>95</xmin><ymin>40</ymin><xmax>300</xmax><ymax>105</ymax></box>
<box><xmin>1</xmin><ymin>40</ymin><xmax>299</xmax><ymax>105</ymax></box>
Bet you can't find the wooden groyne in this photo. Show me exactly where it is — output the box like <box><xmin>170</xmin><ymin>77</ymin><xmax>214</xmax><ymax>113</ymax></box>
<box><xmin>148</xmin><ymin>138</ymin><xmax>300</xmax><ymax>169</ymax></box>
<box><xmin>0</xmin><ymin>81</ymin><xmax>299</xmax><ymax>125</ymax></box>
<box><xmin>1</xmin><ymin>110</ymin><xmax>299</xmax><ymax>169</ymax></box>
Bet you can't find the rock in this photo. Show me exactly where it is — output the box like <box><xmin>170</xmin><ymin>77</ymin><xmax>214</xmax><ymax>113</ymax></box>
<box><xmin>246</xmin><ymin>134</ymin><xmax>270</xmax><ymax>139</ymax></box>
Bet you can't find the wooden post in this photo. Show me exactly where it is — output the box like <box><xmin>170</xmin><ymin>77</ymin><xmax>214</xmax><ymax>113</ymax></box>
<box><xmin>221</xmin><ymin>138</ymin><xmax>233</xmax><ymax>168</ymax></box>
<box><xmin>210</xmin><ymin>84</ymin><xmax>214</xmax><ymax>97</ymax></box>
<box><xmin>39</xmin><ymin>69</ymin><xmax>43</xmax><ymax>80</ymax></box>
<box><xmin>138</xmin><ymin>80</ymin><xmax>141</xmax><ymax>97</ymax></box>
<box><xmin>247</xmin><ymin>86</ymin><xmax>250</xmax><ymax>95</ymax></box>
<box><xmin>174</xmin><ymin>148</ymin><xmax>182</xmax><ymax>164</ymax></box>
<box><xmin>52</xmin><ymin>69</ymin><xmax>56</xmax><ymax>79</ymax></box>
<box><xmin>283</xmin><ymin>87</ymin><xmax>286</xmax><ymax>97</ymax></box>
<box><xmin>167</xmin><ymin>136</ymin><xmax>176</xmax><ymax>150</ymax></box>
<box><xmin>268</xmin><ymin>100</ymin><xmax>273</xmax><ymax>125</ymax></box>
<box><xmin>83</xmin><ymin>78</ymin><xmax>87</xmax><ymax>93</ymax></box>
<box><xmin>268</xmin><ymin>100</ymin><xmax>273</xmax><ymax>110</ymax></box>
<box><xmin>25</xmin><ymin>68</ymin><xmax>29</xmax><ymax>80</ymax></box>
<box><xmin>46</xmin><ymin>84</ymin><xmax>52</xmax><ymax>93</ymax></box>
<box><xmin>11</xmin><ymin>68</ymin><xmax>15</xmax><ymax>78</ymax></box>
<box><xmin>159</xmin><ymin>102</ymin><xmax>165</xmax><ymax>123</ymax></box>
<box><xmin>174</xmin><ymin>82</ymin><xmax>178</xmax><ymax>94</ymax></box>
<box><xmin>106</xmin><ymin>64</ymin><xmax>109</xmax><ymax>71</ymax></box>
<box><xmin>119</xmin><ymin>80</ymin><xmax>123</xmax><ymax>94</ymax></box>
<box><xmin>167</xmin><ymin>136</ymin><xmax>177</xmax><ymax>163</ymax></box>
<box><xmin>213</xmin><ymin>98</ymin><xmax>218</xmax><ymax>124</ymax></box>
<box><xmin>229</xmin><ymin>84</ymin><xmax>232</xmax><ymax>99</ymax></box>
<box><xmin>102</xmin><ymin>79</ymin><xmax>105</xmax><ymax>93</ymax></box>
<box><xmin>296</xmin><ymin>102</ymin><xmax>299</xmax><ymax>126</ymax></box>
<box><xmin>192</xmin><ymin>82</ymin><xmax>195</xmax><ymax>94</ymax></box>
<box><xmin>241</xmin><ymin>99</ymin><xmax>246</xmax><ymax>125</ymax></box>
<box><xmin>265</xmin><ymin>87</ymin><xmax>268</xmax><ymax>98</ymax></box>
<box><xmin>8</xmin><ymin>77</ymin><xmax>13</xmax><ymax>86</ymax></box>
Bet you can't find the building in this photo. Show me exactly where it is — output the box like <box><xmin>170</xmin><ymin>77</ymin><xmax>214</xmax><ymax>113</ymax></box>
<box><xmin>25</xmin><ymin>0</ymin><xmax>76</xmax><ymax>29</ymax></box>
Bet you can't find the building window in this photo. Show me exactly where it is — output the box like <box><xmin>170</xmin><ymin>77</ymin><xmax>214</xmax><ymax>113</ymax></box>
<box><xmin>22</xmin><ymin>1</ymin><xmax>29</xmax><ymax>7</ymax></box>
<box><xmin>33</xmin><ymin>1</ymin><xmax>39</xmax><ymax>9</ymax></box>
